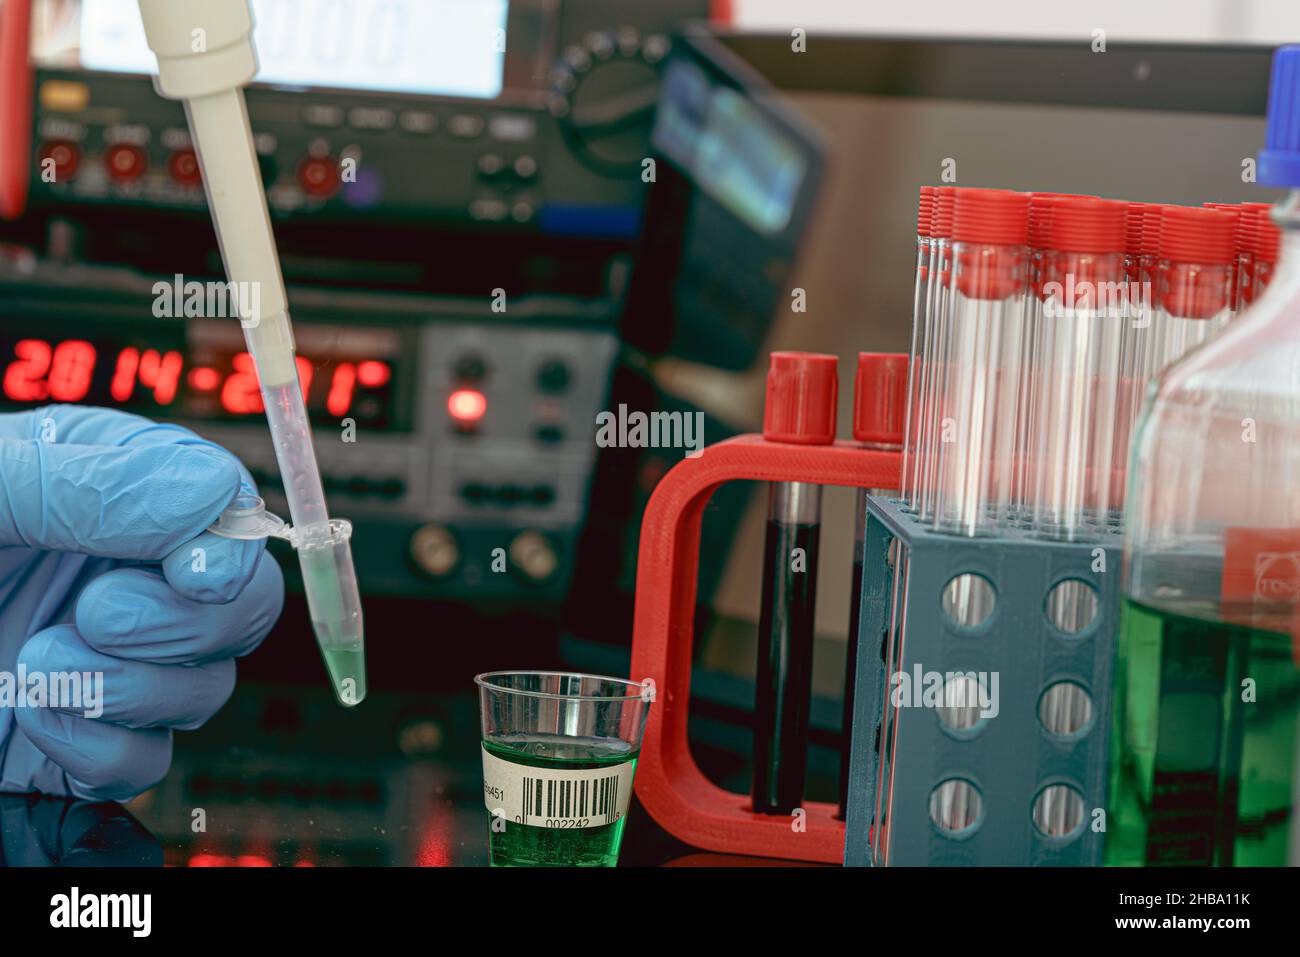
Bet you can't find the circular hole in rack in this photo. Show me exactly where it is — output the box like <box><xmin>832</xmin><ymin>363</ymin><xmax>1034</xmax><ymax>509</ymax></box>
<box><xmin>941</xmin><ymin>574</ymin><xmax>995</xmax><ymax>630</ymax></box>
<box><xmin>1032</xmin><ymin>784</ymin><xmax>1086</xmax><ymax>839</ymax></box>
<box><xmin>929</xmin><ymin>778</ymin><xmax>983</xmax><ymax>835</ymax></box>
<box><xmin>1038</xmin><ymin>681</ymin><xmax>1094</xmax><ymax>737</ymax></box>
<box><xmin>937</xmin><ymin>673</ymin><xmax>988</xmax><ymax>732</ymax></box>
<box><xmin>1045</xmin><ymin>579</ymin><xmax>1098</xmax><ymax>635</ymax></box>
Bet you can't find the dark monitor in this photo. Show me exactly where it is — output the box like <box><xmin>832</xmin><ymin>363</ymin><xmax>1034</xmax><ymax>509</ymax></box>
<box><xmin>621</xmin><ymin>24</ymin><xmax>826</xmax><ymax>371</ymax></box>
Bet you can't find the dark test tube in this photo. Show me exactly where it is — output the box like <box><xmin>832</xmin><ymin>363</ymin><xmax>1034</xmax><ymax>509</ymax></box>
<box><xmin>836</xmin><ymin>498</ymin><xmax>867</xmax><ymax>819</ymax></box>
<box><xmin>838</xmin><ymin>352</ymin><xmax>908</xmax><ymax>819</ymax></box>
<box><xmin>752</xmin><ymin>351</ymin><xmax>838</xmax><ymax>818</ymax></box>
<box><xmin>753</xmin><ymin>480</ymin><xmax>822</xmax><ymax>815</ymax></box>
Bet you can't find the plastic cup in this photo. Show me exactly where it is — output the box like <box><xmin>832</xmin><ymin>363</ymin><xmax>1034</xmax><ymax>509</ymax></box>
<box><xmin>476</xmin><ymin>671</ymin><xmax>652</xmax><ymax>867</ymax></box>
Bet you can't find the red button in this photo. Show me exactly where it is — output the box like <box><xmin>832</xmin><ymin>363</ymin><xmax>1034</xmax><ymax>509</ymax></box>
<box><xmin>105</xmin><ymin>143</ymin><xmax>147</xmax><ymax>182</ymax></box>
<box><xmin>297</xmin><ymin>156</ymin><xmax>339</xmax><ymax>197</ymax></box>
<box><xmin>168</xmin><ymin>147</ymin><xmax>201</xmax><ymax>187</ymax></box>
<box><xmin>39</xmin><ymin>140</ymin><xmax>81</xmax><ymax>181</ymax></box>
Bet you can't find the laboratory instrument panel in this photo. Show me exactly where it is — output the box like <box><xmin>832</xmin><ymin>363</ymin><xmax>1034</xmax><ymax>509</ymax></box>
<box><xmin>20</xmin><ymin>0</ymin><xmax>717</xmax><ymax>237</ymax></box>
<box><xmin>0</xmin><ymin>262</ymin><xmax>616</xmax><ymax>602</ymax></box>
<box><xmin>0</xmin><ymin>0</ymin><xmax>731</xmax><ymax>604</ymax></box>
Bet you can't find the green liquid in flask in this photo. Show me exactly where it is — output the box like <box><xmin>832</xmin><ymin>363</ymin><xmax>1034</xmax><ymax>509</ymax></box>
<box><xmin>483</xmin><ymin>734</ymin><xmax>638</xmax><ymax>867</ymax></box>
<box><xmin>1106</xmin><ymin>598</ymin><xmax>1299</xmax><ymax>866</ymax></box>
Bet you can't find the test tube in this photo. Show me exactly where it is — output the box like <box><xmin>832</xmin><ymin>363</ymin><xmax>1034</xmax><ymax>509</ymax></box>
<box><xmin>1251</xmin><ymin>204</ymin><xmax>1282</xmax><ymax>300</ymax></box>
<box><xmin>914</xmin><ymin>187</ymin><xmax>956</xmax><ymax>519</ymax></box>
<box><xmin>1235</xmin><ymin>202</ymin><xmax>1269</xmax><ymax>308</ymax></box>
<box><xmin>899</xmin><ymin>188</ymin><xmax>936</xmax><ymax>508</ymax></box>
<box><xmin>1112</xmin><ymin>201</ymin><xmax>1151</xmax><ymax>511</ymax></box>
<box><xmin>1148</xmin><ymin>206</ymin><xmax>1238</xmax><ymax>384</ymax></box>
<box><xmin>1014</xmin><ymin>192</ymin><xmax>1093</xmax><ymax>512</ymax></box>
<box><xmin>930</xmin><ymin>188</ymin><xmax>1031</xmax><ymax>536</ymax></box>
<box><xmin>1203</xmin><ymin>202</ymin><xmax>1244</xmax><ymax>312</ymax></box>
<box><xmin>1030</xmin><ymin>198</ymin><xmax>1128</xmax><ymax>540</ymax></box>
<box><xmin>752</xmin><ymin>353</ymin><xmax>838</xmax><ymax>816</ymax></box>
<box><xmin>838</xmin><ymin>352</ymin><xmax>907</xmax><ymax>820</ymax></box>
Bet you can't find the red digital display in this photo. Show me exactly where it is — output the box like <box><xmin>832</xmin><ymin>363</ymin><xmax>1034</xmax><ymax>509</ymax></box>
<box><xmin>0</xmin><ymin>334</ymin><xmax>398</xmax><ymax>429</ymax></box>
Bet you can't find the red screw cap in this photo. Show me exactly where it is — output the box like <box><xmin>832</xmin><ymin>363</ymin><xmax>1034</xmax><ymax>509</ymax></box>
<box><xmin>952</xmin><ymin>188</ymin><xmax>1029</xmax><ymax>246</ymax></box>
<box><xmin>1160</xmin><ymin>206</ymin><xmax>1237</xmax><ymax>265</ymax></box>
<box><xmin>853</xmin><ymin>353</ymin><xmax>908</xmax><ymax>445</ymax></box>
<box><xmin>1047</xmin><ymin>197</ymin><xmax>1127</xmax><ymax>254</ymax></box>
<box><xmin>764</xmin><ymin>352</ymin><xmax>838</xmax><ymax>445</ymax></box>
<box><xmin>917</xmin><ymin>186</ymin><xmax>936</xmax><ymax>237</ymax></box>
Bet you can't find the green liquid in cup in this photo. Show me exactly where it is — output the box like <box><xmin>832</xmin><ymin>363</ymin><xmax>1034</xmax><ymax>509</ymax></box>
<box><xmin>483</xmin><ymin>733</ymin><xmax>638</xmax><ymax>867</ymax></box>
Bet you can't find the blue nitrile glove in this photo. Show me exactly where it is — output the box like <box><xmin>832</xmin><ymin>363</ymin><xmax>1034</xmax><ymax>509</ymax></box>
<box><xmin>0</xmin><ymin>405</ymin><xmax>284</xmax><ymax>801</ymax></box>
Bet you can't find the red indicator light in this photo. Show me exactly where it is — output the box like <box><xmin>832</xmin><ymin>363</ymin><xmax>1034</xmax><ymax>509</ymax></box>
<box><xmin>187</xmin><ymin>853</ymin><xmax>233</xmax><ymax>867</ymax></box>
<box><xmin>189</xmin><ymin>366</ymin><xmax>220</xmax><ymax>391</ymax></box>
<box><xmin>39</xmin><ymin>140</ymin><xmax>81</xmax><ymax>181</ymax></box>
<box><xmin>298</xmin><ymin>156</ymin><xmax>339</xmax><ymax>197</ymax></box>
<box><xmin>357</xmin><ymin>360</ymin><xmax>391</xmax><ymax>388</ymax></box>
<box><xmin>168</xmin><ymin>147</ymin><xmax>201</xmax><ymax>187</ymax></box>
<box><xmin>448</xmin><ymin>388</ymin><xmax>487</xmax><ymax>423</ymax></box>
<box><xmin>104</xmin><ymin>143</ymin><xmax>147</xmax><ymax>182</ymax></box>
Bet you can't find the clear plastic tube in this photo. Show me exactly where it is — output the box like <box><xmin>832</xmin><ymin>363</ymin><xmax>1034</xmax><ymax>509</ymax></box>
<box><xmin>1144</xmin><ymin>206</ymin><xmax>1238</xmax><ymax>400</ymax></box>
<box><xmin>899</xmin><ymin>188</ymin><xmax>935</xmax><ymax>507</ymax></box>
<box><xmin>1252</xmin><ymin>205</ymin><xmax>1282</xmax><ymax>301</ymax></box>
<box><xmin>915</xmin><ymin>188</ymin><xmax>955</xmax><ymax>519</ymax></box>
<box><xmin>1030</xmin><ymin>198</ymin><xmax>1128</xmax><ymax>540</ymax></box>
<box><xmin>1111</xmin><ymin>201</ymin><xmax>1150</xmax><ymax>511</ymax></box>
<box><xmin>931</xmin><ymin>188</ymin><xmax>1030</xmax><ymax>536</ymax></box>
<box><xmin>1014</xmin><ymin>193</ymin><xmax>1092</xmax><ymax>513</ymax></box>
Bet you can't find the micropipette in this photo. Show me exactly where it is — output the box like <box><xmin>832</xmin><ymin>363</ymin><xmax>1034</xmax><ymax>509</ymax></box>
<box><xmin>136</xmin><ymin>0</ymin><xmax>365</xmax><ymax>706</ymax></box>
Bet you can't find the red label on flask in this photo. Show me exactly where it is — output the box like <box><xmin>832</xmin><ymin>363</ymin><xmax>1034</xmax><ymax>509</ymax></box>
<box><xmin>1221</xmin><ymin>527</ymin><xmax>1300</xmax><ymax>664</ymax></box>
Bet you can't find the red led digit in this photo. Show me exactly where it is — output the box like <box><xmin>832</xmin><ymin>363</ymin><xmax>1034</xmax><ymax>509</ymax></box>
<box><xmin>136</xmin><ymin>349</ymin><xmax>184</xmax><ymax>404</ymax></box>
<box><xmin>327</xmin><ymin>362</ymin><xmax>356</xmax><ymax>417</ymax></box>
<box><xmin>356</xmin><ymin>360</ymin><xmax>390</xmax><ymax>388</ymax></box>
<box><xmin>221</xmin><ymin>352</ymin><xmax>263</xmax><ymax>414</ymax></box>
<box><xmin>4</xmin><ymin>339</ymin><xmax>53</xmax><ymax>401</ymax></box>
<box><xmin>152</xmin><ymin>351</ymin><xmax>184</xmax><ymax>404</ymax></box>
<box><xmin>111</xmin><ymin>347</ymin><xmax>140</xmax><ymax>402</ymax></box>
<box><xmin>48</xmin><ymin>340</ymin><xmax>96</xmax><ymax>402</ymax></box>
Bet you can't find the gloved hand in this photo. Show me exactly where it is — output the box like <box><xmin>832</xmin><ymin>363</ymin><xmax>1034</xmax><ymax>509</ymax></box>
<box><xmin>0</xmin><ymin>405</ymin><xmax>284</xmax><ymax>801</ymax></box>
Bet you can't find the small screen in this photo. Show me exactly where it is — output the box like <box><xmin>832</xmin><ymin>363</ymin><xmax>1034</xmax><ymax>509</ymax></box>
<box><xmin>653</xmin><ymin>58</ymin><xmax>807</xmax><ymax>235</ymax></box>
<box><xmin>34</xmin><ymin>0</ymin><xmax>510</xmax><ymax>99</ymax></box>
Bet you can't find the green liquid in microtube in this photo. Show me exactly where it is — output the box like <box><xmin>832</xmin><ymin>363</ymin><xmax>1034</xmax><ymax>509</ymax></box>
<box><xmin>320</xmin><ymin>645</ymin><xmax>366</xmax><ymax>707</ymax></box>
<box><xmin>483</xmin><ymin>733</ymin><xmax>638</xmax><ymax>867</ymax></box>
<box><xmin>1106</xmin><ymin>598</ymin><xmax>1298</xmax><ymax>866</ymax></box>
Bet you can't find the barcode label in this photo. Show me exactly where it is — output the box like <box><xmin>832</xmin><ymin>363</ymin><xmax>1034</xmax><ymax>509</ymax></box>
<box><xmin>481</xmin><ymin>745</ymin><xmax>634</xmax><ymax>829</ymax></box>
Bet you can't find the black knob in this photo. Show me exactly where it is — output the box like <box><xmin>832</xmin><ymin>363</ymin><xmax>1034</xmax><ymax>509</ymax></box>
<box><xmin>536</xmin><ymin>358</ymin><xmax>570</xmax><ymax>393</ymax></box>
<box><xmin>455</xmin><ymin>354</ymin><xmax>488</xmax><ymax>382</ymax></box>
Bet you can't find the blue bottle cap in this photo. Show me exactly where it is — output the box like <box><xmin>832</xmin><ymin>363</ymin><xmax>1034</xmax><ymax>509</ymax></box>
<box><xmin>1259</xmin><ymin>45</ymin><xmax>1300</xmax><ymax>188</ymax></box>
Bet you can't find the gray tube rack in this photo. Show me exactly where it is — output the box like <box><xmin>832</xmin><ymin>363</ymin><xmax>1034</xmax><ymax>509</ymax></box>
<box><xmin>843</xmin><ymin>496</ymin><xmax>1121</xmax><ymax>866</ymax></box>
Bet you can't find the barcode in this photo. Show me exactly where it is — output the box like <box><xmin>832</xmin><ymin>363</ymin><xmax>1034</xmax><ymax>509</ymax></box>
<box><xmin>521</xmin><ymin>773</ymin><xmax>620</xmax><ymax>826</ymax></box>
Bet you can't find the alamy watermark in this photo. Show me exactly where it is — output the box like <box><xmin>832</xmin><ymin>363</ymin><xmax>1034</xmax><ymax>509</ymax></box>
<box><xmin>890</xmin><ymin>664</ymin><xmax>1000</xmax><ymax>720</ymax></box>
<box><xmin>595</xmin><ymin>404</ymin><xmax>705</xmax><ymax>459</ymax></box>
<box><xmin>151</xmin><ymin>273</ymin><xmax>261</xmax><ymax>327</ymax></box>
<box><xmin>1042</xmin><ymin>274</ymin><xmax>1154</xmax><ymax>327</ymax></box>
<box><xmin>0</xmin><ymin>666</ymin><xmax>103</xmax><ymax>718</ymax></box>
